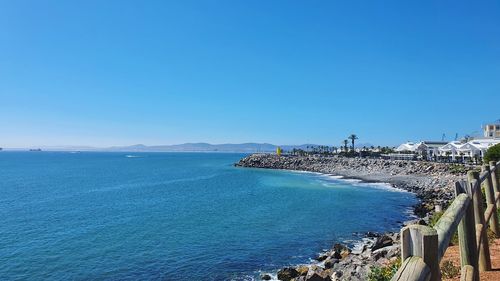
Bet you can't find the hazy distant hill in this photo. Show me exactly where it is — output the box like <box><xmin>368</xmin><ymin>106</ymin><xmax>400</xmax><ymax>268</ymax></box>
<box><xmin>30</xmin><ymin>142</ymin><xmax>373</xmax><ymax>153</ymax></box>
<box><xmin>104</xmin><ymin>142</ymin><xmax>374</xmax><ymax>152</ymax></box>
<box><xmin>105</xmin><ymin>143</ymin><xmax>279</xmax><ymax>152</ymax></box>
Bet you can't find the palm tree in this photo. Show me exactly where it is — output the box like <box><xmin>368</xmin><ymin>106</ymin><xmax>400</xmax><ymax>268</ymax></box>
<box><xmin>343</xmin><ymin>140</ymin><xmax>349</xmax><ymax>152</ymax></box>
<box><xmin>348</xmin><ymin>134</ymin><xmax>358</xmax><ymax>152</ymax></box>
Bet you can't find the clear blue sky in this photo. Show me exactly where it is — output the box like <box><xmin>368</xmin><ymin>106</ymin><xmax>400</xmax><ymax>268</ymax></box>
<box><xmin>1</xmin><ymin>1</ymin><xmax>499</xmax><ymax>148</ymax></box>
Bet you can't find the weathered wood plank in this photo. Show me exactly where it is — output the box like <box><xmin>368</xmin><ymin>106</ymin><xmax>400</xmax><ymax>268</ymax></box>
<box><xmin>484</xmin><ymin>204</ymin><xmax>495</xmax><ymax>224</ymax></box>
<box><xmin>401</xmin><ymin>225</ymin><xmax>439</xmax><ymax>281</ymax></box>
<box><xmin>468</xmin><ymin>171</ymin><xmax>492</xmax><ymax>272</ymax></box>
<box><xmin>482</xmin><ymin>165</ymin><xmax>500</xmax><ymax>237</ymax></box>
<box><xmin>479</xmin><ymin>170</ymin><xmax>490</xmax><ymax>184</ymax></box>
<box><xmin>455</xmin><ymin>182</ymin><xmax>479</xmax><ymax>281</ymax></box>
<box><xmin>391</xmin><ymin>256</ymin><xmax>431</xmax><ymax>281</ymax></box>
<box><xmin>460</xmin><ymin>265</ymin><xmax>474</xmax><ymax>281</ymax></box>
<box><xmin>433</xmin><ymin>193</ymin><xmax>469</xmax><ymax>260</ymax></box>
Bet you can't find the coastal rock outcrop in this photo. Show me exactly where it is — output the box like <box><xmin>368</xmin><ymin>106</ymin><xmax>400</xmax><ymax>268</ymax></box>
<box><xmin>236</xmin><ymin>154</ymin><xmax>471</xmax><ymax>281</ymax></box>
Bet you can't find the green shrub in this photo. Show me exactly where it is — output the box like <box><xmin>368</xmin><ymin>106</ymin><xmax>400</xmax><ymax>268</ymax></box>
<box><xmin>429</xmin><ymin>211</ymin><xmax>459</xmax><ymax>245</ymax></box>
<box><xmin>484</xmin><ymin>143</ymin><xmax>500</xmax><ymax>163</ymax></box>
<box><xmin>429</xmin><ymin>211</ymin><xmax>444</xmax><ymax>227</ymax></box>
<box><xmin>368</xmin><ymin>257</ymin><xmax>401</xmax><ymax>281</ymax></box>
<box><xmin>449</xmin><ymin>164</ymin><xmax>467</xmax><ymax>175</ymax></box>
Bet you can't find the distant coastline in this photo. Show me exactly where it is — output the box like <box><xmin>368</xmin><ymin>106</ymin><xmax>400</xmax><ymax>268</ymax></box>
<box><xmin>0</xmin><ymin>142</ymin><xmax>374</xmax><ymax>153</ymax></box>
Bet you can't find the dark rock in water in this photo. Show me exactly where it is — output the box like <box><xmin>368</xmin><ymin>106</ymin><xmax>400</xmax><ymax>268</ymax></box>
<box><xmin>365</xmin><ymin>231</ymin><xmax>380</xmax><ymax>238</ymax></box>
<box><xmin>261</xmin><ymin>273</ymin><xmax>272</xmax><ymax>280</ymax></box>
<box><xmin>372</xmin><ymin>235</ymin><xmax>393</xmax><ymax>251</ymax></box>
<box><xmin>316</xmin><ymin>253</ymin><xmax>329</xmax><ymax>262</ymax></box>
<box><xmin>277</xmin><ymin>267</ymin><xmax>299</xmax><ymax>281</ymax></box>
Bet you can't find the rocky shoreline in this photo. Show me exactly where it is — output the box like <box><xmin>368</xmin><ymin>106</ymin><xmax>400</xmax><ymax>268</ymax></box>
<box><xmin>235</xmin><ymin>154</ymin><xmax>473</xmax><ymax>281</ymax></box>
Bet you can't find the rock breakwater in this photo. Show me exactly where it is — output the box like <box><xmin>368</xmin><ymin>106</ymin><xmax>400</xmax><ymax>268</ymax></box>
<box><xmin>236</xmin><ymin>154</ymin><xmax>470</xmax><ymax>216</ymax></box>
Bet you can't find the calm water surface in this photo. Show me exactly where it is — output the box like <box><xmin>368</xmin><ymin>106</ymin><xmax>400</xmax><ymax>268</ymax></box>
<box><xmin>0</xmin><ymin>152</ymin><xmax>417</xmax><ymax>280</ymax></box>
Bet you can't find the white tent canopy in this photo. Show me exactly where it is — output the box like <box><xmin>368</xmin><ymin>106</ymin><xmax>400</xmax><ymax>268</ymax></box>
<box><xmin>395</xmin><ymin>142</ymin><xmax>417</xmax><ymax>152</ymax></box>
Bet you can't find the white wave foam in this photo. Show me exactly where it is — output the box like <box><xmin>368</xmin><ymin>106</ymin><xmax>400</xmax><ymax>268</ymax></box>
<box><xmin>356</xmin><ymin>182</ymin><xmax>409</xmax><ymax>193</ymax></box>
<box><xmin>314</xmin><ymin>174</ymin><xmax>406</xmax><ymax>193</ymax></box>
<box><xmin>125</xmin><ymin>155</ymin><xmax>141</xmax><ymax>158</ymax></box>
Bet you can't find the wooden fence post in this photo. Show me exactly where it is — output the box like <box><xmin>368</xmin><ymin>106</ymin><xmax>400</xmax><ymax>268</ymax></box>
<box><xmin>490</xmin><ymin>161</ymin><xmax>500</xmax><ymax>189</ymax></box>
<box><xmin>482</xmin><ymin>164</ymin><xmax>500</xmax><ymax>238</ymax></box>
<box><xmin>490</xmin><ymin>161</ymin><xmax>499</xmax><ymax>200</ymax></box>
<box><xmin>468</xmin><ymin>171</ymin><xmax>492</xmax><ymax>271</ymax></box>
<box><xmin>455</xmin><ymin>181</ymin><xmax>479</xmax><ymax>281</ymax></box>
<box><xmin>460</xmin><ymin>265</ymin><xmax>474</xmax><ymax>281</ymax></box>
<box><xmin>401</xmin><ymin>225</ymin><xmax>440</xmax><ymax>281</ymax></box>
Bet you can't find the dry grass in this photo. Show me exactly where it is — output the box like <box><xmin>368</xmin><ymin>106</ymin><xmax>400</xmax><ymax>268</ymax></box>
<box><xmin>441</xmin><ymin>238</ymin><xmax>500</xmax><ymax>281</ymax></box>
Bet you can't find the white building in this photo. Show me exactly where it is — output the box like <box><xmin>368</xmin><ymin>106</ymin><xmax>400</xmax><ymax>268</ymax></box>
<box><xmin>483</xmin><ymin>120</ymin><xmax>500</xmax><ymax>138</ymax></box>
<box><xmin>415</xmin><ymin>141</ymin><xmax>448</xmax><ymax>160</ymax></box>
<box><xmin>438</xmin><ymin>141</ymin><xmax>465</xmax><ymax>161</ymax></box>
<box><xmin>457</xmin><ymin>139</ymin><xmax>500</xmax><ymax>160</ymax></box>
<box><xmin>395</xmin><ymin>141</ymin><xmax>447</xmax><ymax>160</ymax></box>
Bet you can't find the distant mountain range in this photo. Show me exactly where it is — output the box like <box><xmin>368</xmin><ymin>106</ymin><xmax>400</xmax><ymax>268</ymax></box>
<box><xmin>19</xmin><ymin>142</ymin><xmax>374</xmax><ymax>153</ymax></box>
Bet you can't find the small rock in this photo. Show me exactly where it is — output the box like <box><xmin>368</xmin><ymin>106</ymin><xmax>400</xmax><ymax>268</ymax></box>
<box><xmin>261</xmin><ymin>274</ymin><xmax>272</xmax><ymax>280</ymax></box>
<box><xmin>365</xmin><ymin>231</ymin><xmax>380</xmax><ymax>238</ymax></box>
<box><xmin>316</xmin><ymin>253</ymin><xmax>329</xmax><ymax>262</ymax></box>
<box><xmin>372</xmin><ymin>248</ymin><xmax>387</xmax><ymax>260</ymax></box>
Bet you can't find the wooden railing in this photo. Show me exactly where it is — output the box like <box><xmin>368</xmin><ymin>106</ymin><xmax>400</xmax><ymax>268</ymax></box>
<box><xmin>391</xmin><ymin>161</ymin><xmax>500</xmax><ymax>281</ymax></box>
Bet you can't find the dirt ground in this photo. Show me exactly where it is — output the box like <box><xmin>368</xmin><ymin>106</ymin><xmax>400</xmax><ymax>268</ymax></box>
<box><xmin>441</xmin><ymin>238</ymin><xmax>500</xmax><ymax>281</ymax></box>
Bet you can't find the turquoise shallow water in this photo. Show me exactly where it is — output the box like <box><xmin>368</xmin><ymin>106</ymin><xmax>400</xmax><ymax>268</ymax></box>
<box><xmin>0</xmin><ymin>152</ymin><xmax>417</xmax><ymax>280</ymax></box>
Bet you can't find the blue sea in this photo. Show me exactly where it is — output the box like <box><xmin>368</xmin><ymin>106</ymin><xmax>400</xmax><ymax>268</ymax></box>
<box><xmin>0</xmin><ymin>152</ymin><xmax>417</xmax><ymax>280</ymax></box>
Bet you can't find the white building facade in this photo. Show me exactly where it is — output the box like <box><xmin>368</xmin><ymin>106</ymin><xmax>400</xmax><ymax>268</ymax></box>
<box><xmin>483</xmin><ymin>121</ymin><xmax>500</xmax><ymax>138</ymax></box>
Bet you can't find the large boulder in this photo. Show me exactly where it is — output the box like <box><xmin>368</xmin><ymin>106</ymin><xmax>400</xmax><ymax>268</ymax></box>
<box><xmin>277</xmin><ymin>267</ymin><xmax>299</xmax><ymax>281</ymax></box>
<box><xmin>324</xmin><ymin>258</ymin><xmax>339</xmax><ymax>269</ymax></box>
<box><xmin>306</xmin><ymin>268</ymin><xmax>332</xmax><ymax>281</ymax></box>
<box><xmin>372</xmin><ymin>235</ymin><xmax>393</xmax><ymax>251</ymax></box>
<box><xmin>332</xmin><ymin>243</ymin><xmax>351</xmax><ymax>259</ymax></box>
<box><xmin>296</xmin><ymin>266</ymin><xmax>309</xmax><ymax>276</ymax></box>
